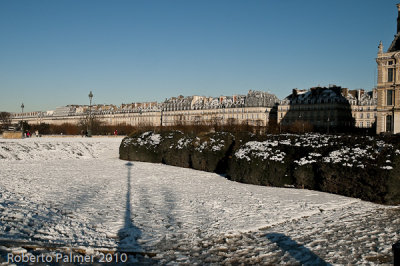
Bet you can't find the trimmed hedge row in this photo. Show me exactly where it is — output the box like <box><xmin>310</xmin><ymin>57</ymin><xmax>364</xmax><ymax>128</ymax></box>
<box><xmin>120</xmin><ymin>131</ymin><xmax>400</xmax><ymax>205</ymax></box>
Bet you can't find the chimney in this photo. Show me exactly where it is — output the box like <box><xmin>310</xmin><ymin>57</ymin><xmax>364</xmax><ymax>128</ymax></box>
<box><xmin>341</xmin><ymin>88</ymin><xmax>348</xmax><ymax>97</ymax></box>
<box><xmin>397</xmin><ymin>4</ymin><xmax>400</xmax><ymax>33</ymax></box>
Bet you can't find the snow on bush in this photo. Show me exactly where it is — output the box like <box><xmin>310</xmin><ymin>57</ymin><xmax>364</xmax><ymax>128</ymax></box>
<box><xmin>123</xmin><ymin>132</ymin><xmax>161</xmax><ymax>148</ymax></box>
<box><xmin>294</xmin><ymin>153</ymin><xmax>322</xmax><ymax>166</ymax></box>
<box><xmin>235</xmin><ymin>134</ymin><xmax>399</xmax><ymax>168</ymax></box>
<box><xmin>235</xmin><ymin>141</ymin><xmax>286</xmax><ymax>163</ymax></box>
<box><xmin>176</xmin><ymin>138</ymin><xmax>192</xmax><ymax>149</ymax></box>
<box><xmin>168</xmin><ymin>136</ymin><xmax>193</xmax><ymax>149</ymax></box>
<box><xmin>321</xmin><ymin>144</ymin><xmax>391</xmax><ymax>167</ymax></box>
<box><xmin>138</xmin><ymin>132</ymin><xmax>161</xmax><ymax>145</ymax></box>
<box><xmin>294</xmin><ymin>157</ymin><xmax>317</xmax><ymax>166</ymax></box>
<box><xmin>194</xmin><ymin>133</ymin><xmax>229</xmax><ymax>153</ymax></box>
<box><xmin>210</xmin><ymin>138</ymin><xmax>225</xmax><ymax>152</ymax></box>
<box><xmin>149</xmin><ymin>133</ymin><xmax>161</xmax><ymax>145</ymax></box>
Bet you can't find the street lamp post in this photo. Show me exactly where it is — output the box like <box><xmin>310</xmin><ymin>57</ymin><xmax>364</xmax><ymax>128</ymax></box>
<box><xmin>160</xmin><ymin>107</ymin><xmax>164</xmax><ymax>127</ymax></box>
<box><xmin>21</xmin><ymin>103</ymin><xmax>24</xmax><ymax>137</ymax></box>
<box><xmin>88</xmin><ymin>91</ymin><xmax>93</xmax><ymax>137</ymax></box>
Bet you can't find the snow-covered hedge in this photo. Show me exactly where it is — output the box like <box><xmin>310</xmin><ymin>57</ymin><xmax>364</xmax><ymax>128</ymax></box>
<box><xmin>120</xmin><ymin>131</ymin><xmax>234</xmax><ymax>172</ymax></box>
<box><xmin>120</xmin><ymin>132</ymin><xmax>400</xmax><ymax>205</ymax></box>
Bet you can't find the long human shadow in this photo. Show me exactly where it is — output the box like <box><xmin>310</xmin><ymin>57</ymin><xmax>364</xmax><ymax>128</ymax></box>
<box><xmin>117</xmin><ymin>162</ymin><xmax>156</xmax><ymax>263</ymax></box>
<box><xmin>266</xmin><ymin>233</ymin><xmax>331</xmax><ymax>265</ymax></box>
<box><xmin>0</xmin><ymin>162</ymin><xmax>153</xmax><ymax>264</ymax></box>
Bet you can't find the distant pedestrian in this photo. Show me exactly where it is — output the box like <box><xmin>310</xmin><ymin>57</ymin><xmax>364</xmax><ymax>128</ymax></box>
<box><xmin>114</xmin><ymin>129</ymin><xmax>118</xmax><ymax>136</ymax></box>
<box><xmin>35</xmin><ymin>130</ymin><xmax>39</xmax><ymax>137</ymax></box>
<box><xmin>81</xmin><ymin>130</ymin><xmax>84</xmax><ymax>137</ymax></box>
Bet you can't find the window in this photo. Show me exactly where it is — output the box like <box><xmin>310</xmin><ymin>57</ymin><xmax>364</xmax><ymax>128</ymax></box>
<box><xmin>367</xmin><ymin>113</ymin><xmax>370</xmax><ymax>119</ymax></box>
<box><xmin>388</xmin><ymin>68</ymin><xmax>394</xmax><ymax>82</ymax></box>
<box><xmin>387</xmin><ymin>90</ymin><xmax>394</xmax><ymax>105</ymax></box>
<box><xmin>360</xmin><ymin>113</ymin><xmax>363</xmax><ymax>119</ymax></box>
<box><xmin>389</xmin><ymin>61</ymin><xmax>394</xmax><ymax>65</ymax></box>
<box><xmin>387</xmin><ymin>115</ymin><xmax>393</xmax><ymax>132</ymax></box>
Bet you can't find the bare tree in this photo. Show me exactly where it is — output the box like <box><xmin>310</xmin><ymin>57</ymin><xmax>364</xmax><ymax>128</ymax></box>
<box><xmin>78</xmin><ymin>116</ymin><xmax>104</xmax><ymax>135</ymax></box>
<box><xmin>0</xmin><ymin>112</ymin><xmax>11</xmax><ymax>131</ymax></box>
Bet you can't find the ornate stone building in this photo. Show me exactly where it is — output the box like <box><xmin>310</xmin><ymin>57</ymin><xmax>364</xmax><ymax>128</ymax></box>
<box><xmin>9</xmin><ymin>90</ymin><xmax>280</xmax><ymax>128</ymax></box>
<box><xmin>9</xmin><ymin>86</ymin><xmax>377</xmax><ymax>132</ymax></box>
<box><xmin>346</xmin><ymin>89</ymin><xmax>377</xmax><ymax>129</ymax></box>
<box><xmin>376</xmin><ymin>4</ymin><xmax>400</xmax><ymax>134</ymax></box>
<box><xmin>278</xmin><ymin>85</ymin><xmax>376</xmax><ymax>132</ymax></box>
<box><xmin>161</xmin><ymin>90</ymin><xmax>279</xmax><ymax>127</ymax></box>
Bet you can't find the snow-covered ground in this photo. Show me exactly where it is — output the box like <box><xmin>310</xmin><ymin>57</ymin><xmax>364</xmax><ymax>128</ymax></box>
<box><xmin>0</xmin><ymin>136</ymin><xmax>398</xmax><ymax>264</ymax></box>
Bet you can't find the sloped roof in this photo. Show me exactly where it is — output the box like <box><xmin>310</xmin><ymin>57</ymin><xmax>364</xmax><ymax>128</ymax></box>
<box><xmin>388</xmin><ymin>33</ymin><xmax>400</xmax><ymax>52</ymax></box>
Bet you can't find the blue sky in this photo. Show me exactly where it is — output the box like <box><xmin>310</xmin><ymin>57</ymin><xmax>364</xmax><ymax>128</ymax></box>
<box><xmin>0</xmin><ymin>0</ymin><xmax>398</xmax><ymax>112</ymax></box>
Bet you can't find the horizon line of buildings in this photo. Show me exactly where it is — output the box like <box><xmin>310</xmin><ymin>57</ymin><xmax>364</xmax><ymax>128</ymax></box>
<box><xmin>8</xmin><ymin>85</ymin><xmax>377</xmax><ymax>132</ymax></box>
